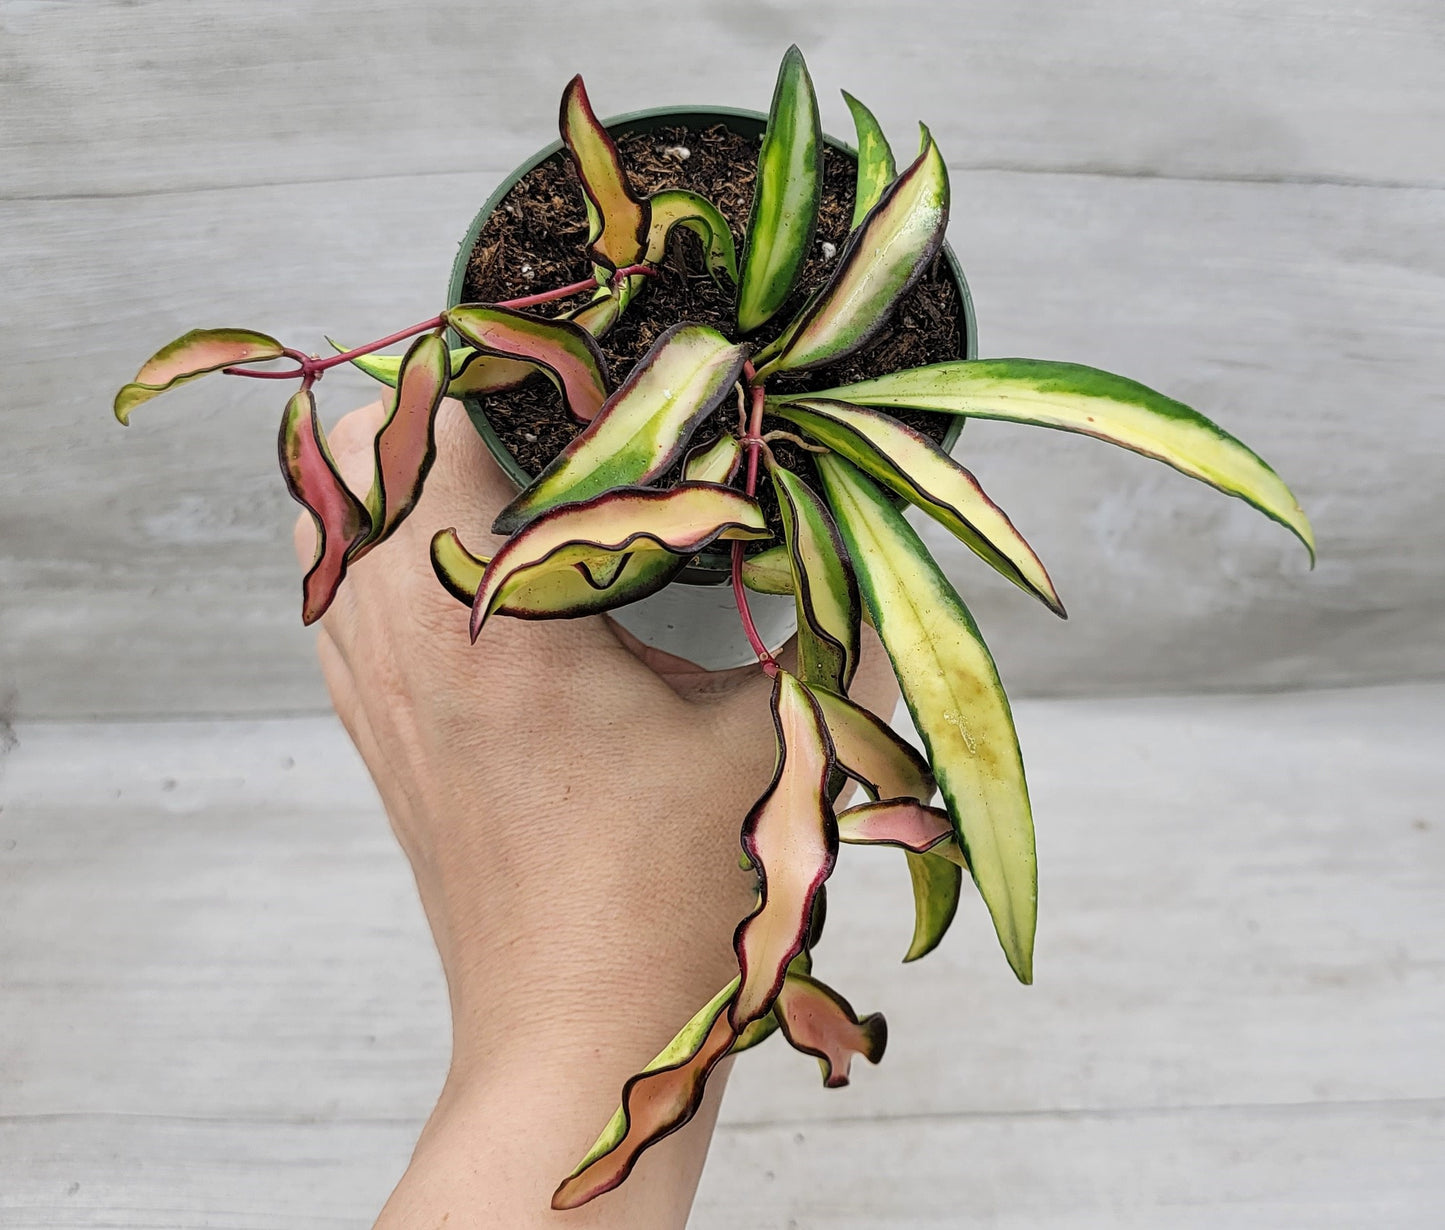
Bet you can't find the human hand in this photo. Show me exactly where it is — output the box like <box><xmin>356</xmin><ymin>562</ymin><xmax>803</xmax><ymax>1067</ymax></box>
<box><xmin>295</xmin><ymin>397</ymin><xmax>897</xmax><ymax>1227</ymax></box>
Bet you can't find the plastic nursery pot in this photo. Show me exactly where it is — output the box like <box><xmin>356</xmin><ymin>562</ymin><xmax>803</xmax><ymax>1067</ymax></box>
<box><xmin>448</xmin><ymin>106</ymin><xmax>978</xmax><ymax>671</ymax></box>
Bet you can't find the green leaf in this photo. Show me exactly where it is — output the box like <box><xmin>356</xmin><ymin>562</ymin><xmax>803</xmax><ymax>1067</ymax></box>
<box><xmin>115</xmin><ymin>328</ymin><xmax>285</xmax><ymax>423</ymax></box>
<box><xmin>682</xmin><ymin>434</ymin><xmax>742</xmax><ymax>485</ymax></box>
<box><xmin>429</xmin><ymin>527</ymin><xmax>682</xmax><ymax>619</ymax></box>
<box><xmin>754</xmin><ymin>130</ymin><xmax>948</xmax><ymax>378</ymax></box>
<box><xmin>741</xmin><ymin>545</ymin><xmax>795</xmax><ymax>596</ymax></box>
<box><xmin>552</xmin><ymin>978</ymin><xmax>739</xmax><ymax>1210</ymax></box>
<box><xmin>559</xmin><ymin>75</ymin><xmax>649</xmax><ymax>272</ymax></box>
<box><xmin>772</xmin><ymin>397</ymin><xmax>1064</xmax><ymax>616</ymax></box>
<box><xmin>731</xmin><ymin>670</ymin><xmax>837</xmax><ymax>1030</ymax></box>
<box><xmin>736</xmin><ymin>45</ymin><xmax>822</xmax><ymax>333</ymax></box>
<box><xmin>492</xmin><ymin>323</ymin><xmax>747</xmax><ymax>534</ymax></box>
<box><xmin>768</xmin><ymin>461</ymin><xmax>861</xmax><ymax>691</ymax></box>
<box><xmin>903</xmin><ymin>850</ymin><xmax>963</xmax><ymax>962</ymax></box>
<box><xmin>471</xmin><ymin>483</ymin><xmax>768</xmax><ymax>638</ymax></box>
<box><xmin>645</xmin><ymin>189</ymin><xmax>739</xmax><ymax>286</ymax></box>
<box><xmin>841</xmin><ymin>91</ymin><xmax>896</xmax><ymax>228</ymax></box>
<box><xmin>773</xmin><ymin>970</ymin><xmax>887</xmax><ymax>1087</ymax></box>
<box><xmin>278</xmin><ymin>389</ymin><xmax>371</xmax><ymax>625</ymax></box>
<box><xmin>350</xmin><ymin>333</ymin><xmax>449</xmax><ymax>558</ymax></box>
<box><xmin>810</xmin><ymin>358</ymin><xmax>1316</xmax><ymax>560</ymax></box>
<box><xmin>818</xmin><ymin>455</ymin><xmax>1036</xmax><ymax>984</ymax></box>
<box><xmin>808</xmin><ymin>686</ymin><xmax>933</xmax><ymax>803</ymax></box>
<box><xmin>445</xmin><ymin>303</ymin><xmax>610</xmax><ymax>423</ymax></box>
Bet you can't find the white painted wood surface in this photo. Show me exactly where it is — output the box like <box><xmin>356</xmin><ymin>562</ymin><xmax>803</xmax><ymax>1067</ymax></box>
<box><xmin>1</xmin><ymin>1</ymin><xmax>1443</xmax><ymax>718</ymax></box>
<box><xmin>2</xmin><ymin>685</ymin><xmax>1441</xmax><ymax>1225</ymax></box>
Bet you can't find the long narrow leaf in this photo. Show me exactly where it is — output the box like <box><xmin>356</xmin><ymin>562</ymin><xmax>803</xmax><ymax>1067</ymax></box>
<box><xmin>753</xmin><ymin>130</ymin><xmax>948</xmax><ymax>378</ymax></box>
<box><xmin>445</xmin><ymin>304</ymin><xmax>610</xmax><ymax>423</ymax></box>
<box><xmin>731</xmin><ymin>670</ymin><xmax>837</xmax><ymax>1030</ymax></box>
<box><xmin>741</xmin><ymin>545</ymin><xmax>795</xmax><ymax>596</ymax></box>
<box><xmin>772</xmin><ymin>397</ymin><xmax>1064</xmax><ymax>615</ymax></box>
<box><xmin>552</xmin><ymin>980</ymin><xmax>739</xmax><ymax>1210</ymax></box>
<box><xmin>493</xmin><ymin>323</ymin><xmax>747</xmax><ymax>534</ymax></box>
<box><xmin>768</xmin><ymin>461</ymin><xmax>861</xmax><ymax>691</ymax></box>
<box><xmin>903</xmin><ymin>851</ymin><xmax>963</xmax><ymax>962</ymax></box>
<box><xmin>559</xmin><ymin>75</ymin><xmax>649</xmax><ymax>272</ymax></box>
<box><xmin>472</xmin><ymin>484</ymin><xmax>768</xmax><ymax>638</ymax></box>
<box><xmin>115</xmin><ymin>328</ymin><xmax>285</xmax><ymax>423</ymax></box>
<box><xmin>736</xmin><ymin>45</ymin><xmax>822</xmax><ymax>333</ymax></box>
<box><xmin>809</xmin><ymin>687</ymin><xmax>933</xmax><ymax>803</ymax></box>
<box><xmin>645</xmin><ymin>189</ymin><xmax>739</xmax><ymax>286</ymax></box>
<box><xmin>818</xmin><ymin>455</ymin><xmax>1036</xmax><ymax>983</ymax></box>
<box><xmin>841</xmin><ymin>91</ymin><xmax>896</xmax><ymax>227</ymax></box>
<box><xmin>774</xmin><ymin>971</ymin><xmax>887</xmax><ymax>1087</ymax></box>
<box><xmin>809</xmin><ymin>359</ymin><xmax>1315</xmax><ymax>559</ymax></box>
<box><xmin>278</xmin><ymin>390</ymin><xmax>370</xmax><ymax>625</ymax></box>
<box><xmin>682</xmin><ymin>434</ymin><xmax>743</xmax><ymax>484</ymax></box>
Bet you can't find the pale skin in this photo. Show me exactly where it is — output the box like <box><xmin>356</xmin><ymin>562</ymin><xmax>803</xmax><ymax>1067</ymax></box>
<box><xmin>296</xmin><ymin>398</ymin><xmax>897</xmax><ymax>1228</ymax></box>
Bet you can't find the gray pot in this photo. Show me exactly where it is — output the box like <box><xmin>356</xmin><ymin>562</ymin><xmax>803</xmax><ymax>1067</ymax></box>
<box><xmin>447</xmin><ymin>106</ymin><xmax>977</xmax><ymax>669</ymax></box>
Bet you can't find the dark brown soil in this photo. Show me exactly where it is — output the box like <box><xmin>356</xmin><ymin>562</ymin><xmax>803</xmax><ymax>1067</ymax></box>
<box><xmin>459</xmin><ymin>124</ymin><xmax>965</xmax><ymax>529</ymax></box>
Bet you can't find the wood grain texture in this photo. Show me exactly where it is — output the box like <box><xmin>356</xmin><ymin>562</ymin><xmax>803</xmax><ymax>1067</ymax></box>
<box><xmin>1</xmin><ymin>686</ymin><xmax>1441</xmax><ymax>1222</ymax></box>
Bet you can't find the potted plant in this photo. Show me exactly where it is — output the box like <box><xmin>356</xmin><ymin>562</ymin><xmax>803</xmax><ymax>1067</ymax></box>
<box><xmin>113</xmin><ymin>46</ymin><xmax>1313</xmax><ymax>1208</ymax></box>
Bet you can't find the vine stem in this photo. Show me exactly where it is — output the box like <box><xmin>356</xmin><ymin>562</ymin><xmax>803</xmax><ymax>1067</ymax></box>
<box><xmin>732</xmin><ymin>361</ymin><xmax>778</xmax><ymax>676</ymax></box>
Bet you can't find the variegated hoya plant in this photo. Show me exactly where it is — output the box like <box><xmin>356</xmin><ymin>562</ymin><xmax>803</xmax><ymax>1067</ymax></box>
<box><xmin>114</xmin><ymin>47</ymin><xmax>1313</xmax><ymax>1208</ymax></box>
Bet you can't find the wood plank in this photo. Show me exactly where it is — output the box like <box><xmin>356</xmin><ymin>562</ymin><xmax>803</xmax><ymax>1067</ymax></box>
<box><xmin>2</xmin><ymin>169</ymin><xmax>1440</xmax><ymax>717</ymax></box>
<box><xmin>4</xmin><ymin>0</ymin><xmax>1443</xmax><ymax>199</ymax></box>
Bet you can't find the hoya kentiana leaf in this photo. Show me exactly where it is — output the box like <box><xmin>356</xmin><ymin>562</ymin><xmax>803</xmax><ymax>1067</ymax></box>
<box><xmin>350</xmin><ymin>333</ymin><xmax>449</xmax><ymax>558</ymax></box>
<box><xmin>444</xmin><ymin>303</ymin><xmax>609</xmax><ymax>423</ymax></box>
<box><xmin>841</xmin><ymin>91</ymin><xmax>896</xmax><ymax>227</ymax></box>
<box><xmin>728</xmin><ymin>949</ymin><xmax>815</xmax><ymax>1057</ymax></box>
<box><xmin>278</xmin><ymin>389</ymin><xmax>370</xmax><ymax>625</ymax></box>
<box><xmin>471</xmin><ymin>484</ymin><xmax>768</xmax><ymax>638</ymax></box>
<box><xmin>818</xmin><ymin>455</ymin><xmax>1036</xmax><ymax>983</ymax></box>
<box><xmin>559</xmin><ymin>75</ymin><xmax>649</xmax><ymax>272</ymax></box>
<box><xmin>837</xmin><ymin>798</ymin><xmax>961</xmax><ymax>861</ymax></box>
<box><xmin>552</xmin><ymin>979</ymin><xmax>738</xmax><ymax>1210</ymax></box>
<box><xmin>753</xmin><ymin>131</ymin><xmax>948</xmax><ymax>379</ymax></box>
<box><xmin>429</xmin><ymin>527</ymin><xmax>682</xmax><ymax>619</ymax></box>
<box><xmin>903</xmin><ymin>849</ymin><xmax>963</xmax><ymax>962</ymax></box>
<box><xmin>493</xmin><ymin>323</ymin><xmax>747</xmax><ymax>534</ymax></box>
<box><xmin>645</xmin><ymin>189</ymin><xmax>739</xmax><ymax>287</ymax></box>
<box><xmin>115</xmin><ymin>328</ymin><xmax>285</xmax><ymax>423</ymax></box>
<box><xmin>811</xmin><ymin>359</ymin><xmax>1315</xmax><ymax>559</ymax></box>
<box><xmin>731</xmin><ymin>670</ymin><xmax>837</xmax><ymax>1030</ymax></box>
<box><xmin>736</xmin><ymin>45</ymin><xmax>821</xmax><ymax>333</ymax></box>
<box><xmin>768</xmin><ymin>461</ymin><xmax>861</xmax><ymax>692</ymax></box>
<box><xmin>741</xmin><ymin>545</ymin><xmax>795</xmax><ymax>596</ymax></box>
<box><xmin>683</xmin><ymin>434</ymin><xmax>742</xmax><ymax>485</ymax></box>
<box><xmin>772</xmin><ymin>397</ymin><xmax>1063</xmax><ymax>616</ymax></box>
<box><xmin>774</xmin><ymin>971</ymin><xmax>887</xmax><ymax>1087</ymax></box>
<box><xmin>809</xmin><ymin>686</ymin><xmax>933</xmax><ymax>803</ymax></box>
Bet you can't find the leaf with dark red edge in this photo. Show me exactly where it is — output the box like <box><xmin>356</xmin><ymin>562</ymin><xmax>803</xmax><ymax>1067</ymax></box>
<box><xmin>644</xmin><ymin>188</ymin><xmax>739</xmax><ymax>286</ymax></box>
<box><xmin>774</xmin><ymin>971</ymin><xmax>887</xmax><ymax>1087</ymax></box>
<box><xmin>753</xmin><ymin>130</ymin><xmax>948</xmax><ymax>378</ymax></box>
<box><xmin>278</xmin><ymin>389</ymin><xmax>370</xmax><ymax>625</ymax></box>
<box><xmin>492</xmin><ymin>323</ymin><xmax>747</xmax><ymax>535</ymax></box>
<box><xmin>559</xmin><ymin>75</ymin><xmax>649</xmax><ymax>273</ymax></box>
<box><xmin>736</xmin><ymin>45</ymin><xmax>822</xmax><ymax>333</ymax></box>
<box><xmin>444</xmin><ymin>303</ymin><xmax>609</xmax><ymax>423</ymax></box>
<box><xmin>682</xmin><ymin>434</ymin><xmax>742</xmax><ymax>485</ymax></box>
<box><xmin>349</xmin><ymin>332</ymin><xmax>449</xmax><ymax>558</ymax></box>
<box><xmin>552</xmin><ymin>979</ymin><xmax>738</xmax><ymax>1210</ymax></box>
<box><xmin>115</xmin><ymin>328</ymin><xmax>284</xmax><ymax>423</ymax></box>
<box><xmin>731</xmin><ymin>670</ymin><xmax>837</xmax><ymax>1030</ymax></box>
<box><xmin>741</xmin><ymin>545</ymin><xmax>795</xmax><ymax>596</ymax></box>
<box><xmin>809</xmin><ymin>686</ymin><xmax>934</xmax><ymax>803</ymax></box>
<box><xmin>841</xmin><ymin>91</ymin><xmax>896</xmax><ymax>228</ymax></box>
<box><xmin>806</xmin><ymin>357</ymin><xmax>1315</xmax><ymax>561</ymax></box>
<box><xmin>429</xmin><ymin>527</ymin><xmax>682</xmax><ymax>619</ymax></box>
<box><xmin>728</xmin><ymin>948</ymin><xmax>814</xmax><ymax>1057</ymax></box>
<box><xmin>472</xmin><ymin>484</ymin><xmax>769</xmax><ymax>638</ymax></box>
<box><xmin>771</xmin><ymin>397</ymin><xmax>1064</xmax><ymax>616</ymax></box>
<box><xmin>768</xmin><ymin>460</ymin><xmax>861</xmax><ymax>692</ymax></box>
<box><xmin>819</xmin><ymin>455</ymin><xmax>1037</xmax><ymax>984</ymax></box>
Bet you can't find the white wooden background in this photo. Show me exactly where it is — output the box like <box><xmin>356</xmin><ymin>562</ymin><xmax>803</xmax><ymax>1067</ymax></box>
<box><xmin>2</xmin><ymin>0</ymin><xmax>1442</xmax><ymax>718</ymax></box>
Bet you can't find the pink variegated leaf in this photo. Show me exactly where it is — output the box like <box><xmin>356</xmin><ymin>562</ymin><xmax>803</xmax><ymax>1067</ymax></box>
<box><xmin>774</xmin><ymin>971</ymin><xmax>887</xmax><ymax>1088</ymax></box>
<box><xmin>836</xmin><ymin>798</ymin><xmax>959</xmax><ymax>859</ymax></box>
<box><xmin>560</xmin><ymin>75</ymin><xmax>649</xmax><ymax>273</ymax></box>
<box><xmin>809</xmin><ymin>687</ymin><xmax>934</xmax><ymax>803</ymax></box>
<box><xmin>278</xmin><ymin>389</ymin><xmax>370</xmax><ymax>625</ymax></box>
<box><xmin>731</xmin><ymin>671</ymin><xmax>838</xmax><ymax>1030</ymax></box>
<box><xmin>552</xmin><ymin>980</ymin><xmax>738</xmax><ymax>1210</ymax></box>
<box><xmin>115</xmin><ymin>328</ymin><xmax>285</xmax><ymax>423</ymax></box>
<box><xmin>350</xmin><ymin>332</ymin><xmax>449</xmax><ymax>559</ymax></box>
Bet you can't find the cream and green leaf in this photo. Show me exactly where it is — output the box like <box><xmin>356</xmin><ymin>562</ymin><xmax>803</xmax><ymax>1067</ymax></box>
<box><xmin>819</xmin><ymin>454</ymin><xmax>1036</xmax><ymax>984</ymax></box>
<box><xmin>682</xmin><ymin>434</ymin><xmax>743</xmax><ymax>485</ymax></box>
<box><xmin>841</xmin><ymin>91</ymin><xmax>896</xmax><ymax>227</ymax></box>
<box><xmin>559</xmin><ymin>74</ymin><xmax>650</xmax><ymax>272</ymax></box>
<box><xmin>645</xmin><ymin>189</ymin><xmax>739</xmax><ymax>287</ymax></box>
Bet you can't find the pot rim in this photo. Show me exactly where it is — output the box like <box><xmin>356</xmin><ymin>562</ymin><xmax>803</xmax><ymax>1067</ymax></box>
<box><xmin>447</xmin><ymin>103</ymin><xmax>978</xmax><ymax>584</ymax></box>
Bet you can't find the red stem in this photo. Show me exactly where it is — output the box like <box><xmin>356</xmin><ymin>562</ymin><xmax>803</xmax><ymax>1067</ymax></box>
<box><xmin>732</xmin><ymin>364</ymin><xmax>778</xmax><ymax>675</ymax></box>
